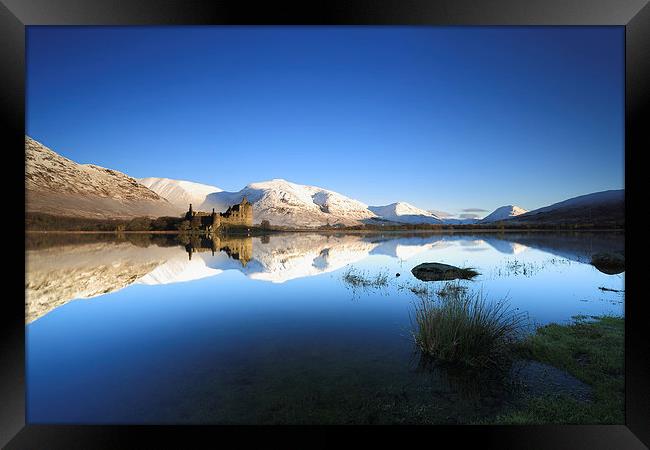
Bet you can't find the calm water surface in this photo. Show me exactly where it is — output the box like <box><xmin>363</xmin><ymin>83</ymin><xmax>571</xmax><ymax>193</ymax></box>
<box><xmin>26</xmin><ymin>231</ymin><xmax>624</xmax><ymax>424</ymax></box>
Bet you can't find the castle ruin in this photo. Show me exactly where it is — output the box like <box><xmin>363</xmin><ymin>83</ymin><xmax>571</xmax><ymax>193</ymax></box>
<box><xmin>185</xmin><ymin>197</ymin><xmax>253</xmax><ymax>232</ymax></box>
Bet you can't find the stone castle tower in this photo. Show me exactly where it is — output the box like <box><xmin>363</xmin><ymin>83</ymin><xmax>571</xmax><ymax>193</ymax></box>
<box><xmin>219</xmin><ymin>196</ymin><xmax>253</xmax><ymax>227</ymax></box>
<box><xmin>184</xmin><ymin>197</ymin><xmax>253</xmax><ymax>231</ymax></box>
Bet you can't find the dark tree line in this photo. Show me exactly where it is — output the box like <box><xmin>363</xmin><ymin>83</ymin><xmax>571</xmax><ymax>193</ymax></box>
<box><xmin>26</xmin><ymin>212</ymin><xmax>185</xmax><ymax>232</ymax></box>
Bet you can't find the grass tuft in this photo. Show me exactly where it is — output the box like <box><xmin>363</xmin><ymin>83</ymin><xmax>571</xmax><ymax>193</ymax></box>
<box><xmin>411</xmin><ymin>286</ymin><xmax>527</xmax><ymax>369</ymax></box>
<box><xmin>342</xmin><ymin>267</ymin><xmax>389</xmax><ymax>289</ymax></box>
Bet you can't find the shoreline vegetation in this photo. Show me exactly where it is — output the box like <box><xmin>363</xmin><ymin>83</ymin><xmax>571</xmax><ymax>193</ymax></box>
<box><xmin>411</xmin><ymin>287</ymin><xmax>624</xmax><ymax>424</ymax></box>
<box><xmin>411</xmin><ymin>286</ymin><xmax>624</xmax><ymax>424</ymax></box>
<box><xmin>25</xmin><ymin>212</ymin><xmax>624</xmax><ymax>234</ymax></box>
<box><xmin>492</xmin><ymin>315</ymin><xmax>624</xmax><ymax>424</ymax></box>
<box><xmin>343</xmin><ymin>269</ymin><xmax>623</xmax><ymax>424</ymax></box>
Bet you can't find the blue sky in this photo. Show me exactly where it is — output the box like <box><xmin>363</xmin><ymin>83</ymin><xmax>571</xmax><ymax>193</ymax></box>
<box><xmin>26</xmin><ymin>26</ymin><xmax>624</xmax><ymax>215</ymax></box>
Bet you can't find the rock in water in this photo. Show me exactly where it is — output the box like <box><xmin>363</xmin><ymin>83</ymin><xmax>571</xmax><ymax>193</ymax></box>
<box><xmin>590</xmin><ymin>252</ymin><xmax>625</xmax><ymax>275</ymax></box>
<box><xmin>411</xmin><ymin>263</ymin><xmax>479</xmax><ymax>282</ymax></box>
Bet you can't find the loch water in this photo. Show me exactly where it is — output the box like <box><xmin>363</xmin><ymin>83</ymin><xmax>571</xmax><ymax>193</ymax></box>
<box><xmin>26</xmin><ymin>231</ymin><xmax>624</xmax><ymax>424</ymax></box>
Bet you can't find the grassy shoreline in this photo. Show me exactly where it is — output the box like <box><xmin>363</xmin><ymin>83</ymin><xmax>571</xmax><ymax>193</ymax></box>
<box><xmin>487</xmin><ymin>315</ymin><xmax>624</xmax><ymax>424</ymax></box>
<box><xmin>404</xmin><ymin>277</ymin><xmax>624</xmax><ymax>424</ymax></box>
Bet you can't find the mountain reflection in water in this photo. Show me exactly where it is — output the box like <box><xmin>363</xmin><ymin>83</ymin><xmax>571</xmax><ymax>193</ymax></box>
<box><xmin>25</xmin><ymin>231</ymin><xmax>623</xmax><ymax>324</ymax></box>
<box><xmin>25</xmin><ymin>230</ymin><xmax>625</xmax><ymax>424</ymax></box>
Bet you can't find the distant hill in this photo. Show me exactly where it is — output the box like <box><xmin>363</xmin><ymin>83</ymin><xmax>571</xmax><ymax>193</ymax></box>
<box><xmin>26</xmin><ymin>136</ymin><xmax>178</xmax><ymax>219</ymax></box>
<box><xmin>503</xmin><ymin>190</ymin><xmax>624</xmax><ymax>227</ymax></box>
<box><xmin>481</xmin><ymin>205</ymin><xmax>528</xmax><ymax>223</ymax></box>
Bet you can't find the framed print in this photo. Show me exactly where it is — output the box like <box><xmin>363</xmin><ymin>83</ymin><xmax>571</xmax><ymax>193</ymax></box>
<box><xmin>1</xmin><ymin>0</ymin><xmax>648</xmax><ymax>448</ymax></box>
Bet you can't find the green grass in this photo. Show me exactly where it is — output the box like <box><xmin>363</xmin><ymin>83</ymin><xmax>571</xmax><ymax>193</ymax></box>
<box><xmin>411</xmin><ymin>286</ymin><xmax>526</xmax><ymax>369</ymax></box>
<box><xmin>489</xmin><ymin>315</ymin><xmax>624</xmax><ymax>424</ymax></box>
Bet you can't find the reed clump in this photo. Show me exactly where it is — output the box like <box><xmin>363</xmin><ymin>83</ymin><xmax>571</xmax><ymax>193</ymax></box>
<box><xmin>412</xmin><ymin>285</ymin><xmax>527</xmax><ymax>369</ymax></box>
<box><xmin>342</xmin><ymin>267</ymin><xmax>389</xmax><ymax>289</ymax></box>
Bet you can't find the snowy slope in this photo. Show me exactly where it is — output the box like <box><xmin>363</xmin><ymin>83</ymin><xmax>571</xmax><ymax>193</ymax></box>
<box><xmin>201</xmin><ymin>178</ymin><xmax>377</xmax><ymax>227</ymax></box>
<box><xmin>368</xmin><ymin>202</ymin><xmax>443</xmax><ymax>224</ymax></box>
<box><xmin>481</xmin><ymin>205</ymin><xmax>528</xmax><ymax>223</ymax></box>
<box><xmin>428</xmin><ymin>209</ymin><xmax>453</xmax><ymax>218</ymax></box>
<box><xmin>138</xmin><ymin>177</ymin><xmax>222</xmax><ymax>213</ymax></box>
<box><xmin>200</xmin><ymin>180</ymin><xmax>451</xmax><ymax>227</ymax></box>
<box><xmin>25</xmin><ymin>136</ymin><xmax>178</xmax><ymax>219</ymax></box>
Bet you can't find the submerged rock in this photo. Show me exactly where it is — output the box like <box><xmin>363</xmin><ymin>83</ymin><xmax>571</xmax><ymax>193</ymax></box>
<box><xmin>590</xmin><ymin>252</ymin><xmax>625</xmax><ymax>275</ymax></box>
<box><xmin>411</xmin><ymin>263</ymin><xmax>479</xmax><ymax>282</ymax></box>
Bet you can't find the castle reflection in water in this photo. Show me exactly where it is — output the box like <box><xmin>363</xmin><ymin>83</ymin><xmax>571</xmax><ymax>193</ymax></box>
<box><xmin>180</xmin><ymin>234</ymin><xmax>253</xmax><ymax>266</ymax></box>
<box><xmin>25</xmin><ymin>230</ymin><xmax>624</xmax><ymax>324</ymax></box>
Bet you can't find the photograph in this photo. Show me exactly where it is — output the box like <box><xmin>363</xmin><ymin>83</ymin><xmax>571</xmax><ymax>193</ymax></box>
<box><xmin>22</xmin><ymin>25</ymin><xmax>628</xmax><ymax>426</ymax></box>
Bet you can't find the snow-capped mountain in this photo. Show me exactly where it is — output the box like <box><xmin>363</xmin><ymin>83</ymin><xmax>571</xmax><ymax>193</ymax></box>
<box><xmin>481</xmin><ymin>205</ymin><xmax>528</xmax><ymax>223</ymax></box>
<box><xmin>368</xmin><ymin>202</ymin><xmax>443</xmax><ymax>224</ymax></box>
<box><xmin>138</xmin><ymin>177</ymin><xmax>222</xmax><ymax>213</ymax></box>
<box><xmin>26</xmin><ymin>135</ymin><xmax>621</xmax><ymax>228</ymax></box>
<box><xmin>201</xmin><ymin>179</ymin><xmax>377</xmax><ymax>227</ymax></box>
<box><xmin>25</xmin><ymin>136</ymin><xmax>178</xmax><ymax>219</ymax></box>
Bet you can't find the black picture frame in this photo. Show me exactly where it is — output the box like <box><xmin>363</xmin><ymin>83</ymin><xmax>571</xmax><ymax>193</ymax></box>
<box><xmin>1</xmin><ymin>0</ymin><xmax>647</xmax><ymax>448</ymax></box>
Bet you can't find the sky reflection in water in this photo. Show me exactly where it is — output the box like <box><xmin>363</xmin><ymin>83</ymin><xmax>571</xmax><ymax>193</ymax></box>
<box><xmin>26</xmin><ymin>232</ymin><xmax>624</xmax><ymax>423</ymax></box>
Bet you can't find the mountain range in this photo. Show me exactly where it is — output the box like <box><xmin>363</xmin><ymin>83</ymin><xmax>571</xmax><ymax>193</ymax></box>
<box><xmin>25</xmin><ymin>136</ymin><xmax>623</xmax><ymax>227</ymax></box>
